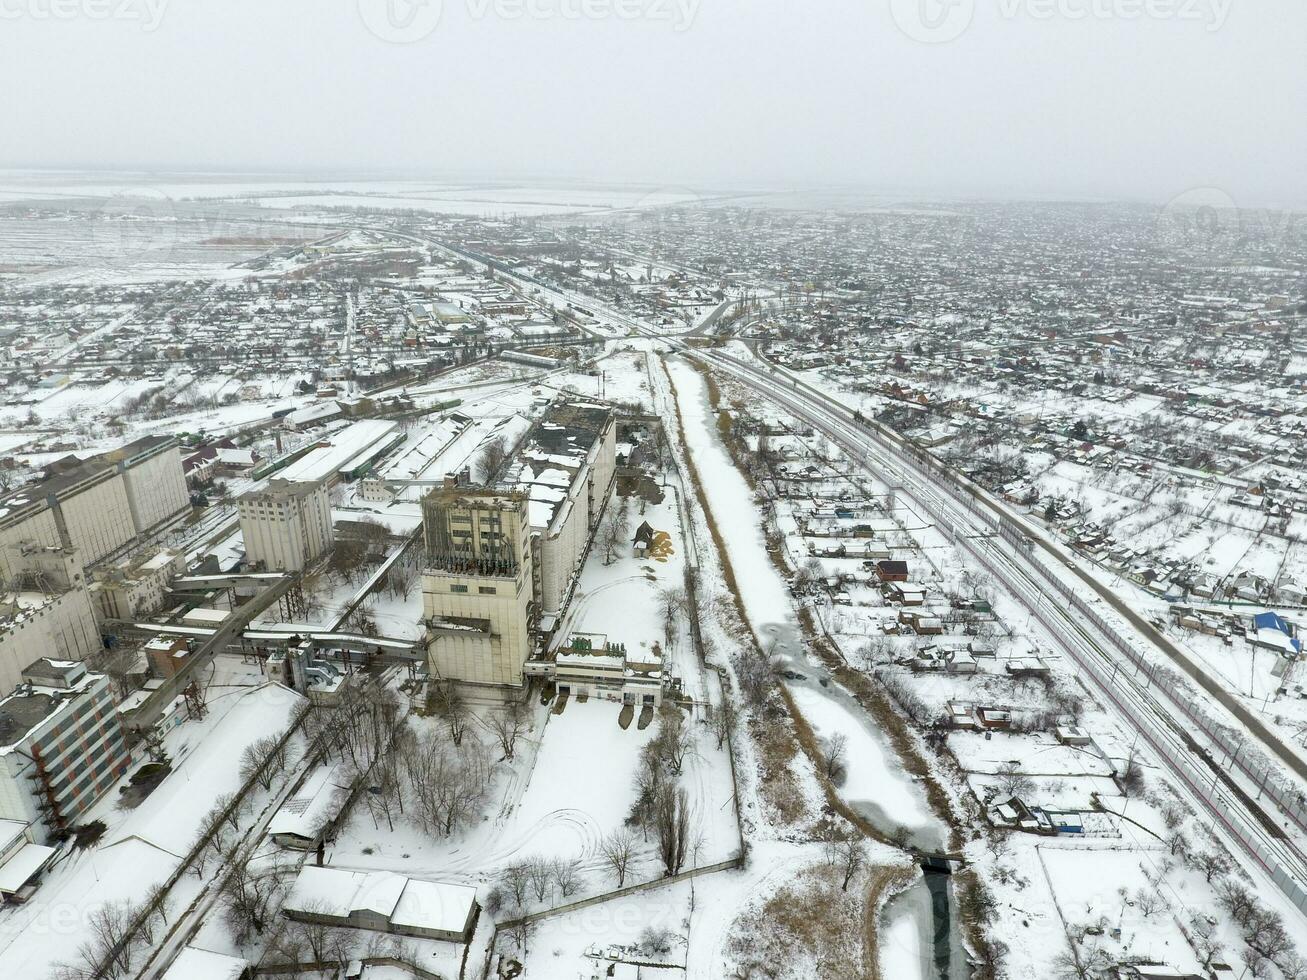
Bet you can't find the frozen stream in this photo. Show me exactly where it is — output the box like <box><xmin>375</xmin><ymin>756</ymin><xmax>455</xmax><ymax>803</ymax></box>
<box><xmin>666</xmin><ymin>358</ymin><xmax>969</xmax><ymax>979</ymax></box>
<box><xmin>880</xmin><ymin>873</ymin><xmax>973</xmax><ymax>980</ymax></box>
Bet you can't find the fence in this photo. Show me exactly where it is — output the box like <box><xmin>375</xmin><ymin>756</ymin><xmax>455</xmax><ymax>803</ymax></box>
<box><xmin>474</xmin><ymin>858</ymin><xmax>743</xmax><ymax>979</ymax></box>
<box><xmin>129</xmin><ymin>698</ymin><xmax>314</xmax><ymax>979</ymax></box>
<box><xmin>257</xmin><ymin>954</ymin><xmax>445</xmax><ymax>979</ymax></box>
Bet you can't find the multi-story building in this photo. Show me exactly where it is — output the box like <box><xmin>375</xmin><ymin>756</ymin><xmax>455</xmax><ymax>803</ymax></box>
<box><xmin>0</xmin><ymin>435</ymin><xmax>190</xmax><ymax>574</ymax></box>
<box><xmin>419</xmin><ymin>401</ymin><xmax>617</xmax><ymax>691</ymax></box>
<box><xmin>0</xmin><ymin>659</ymin><xmax>132</xmax><ymax>842</ymax></box>
<box><xmin>504</xmin><ymin>402</ymin><xmax>617</xmax><ymax>626</ymax></box>
<box><xmin>0</xmin><ymin>545</ymin><xmax>100</xmax><ymax>694</ymax></box>
<box><xmin>237</xmin><ymin>479</ymin><xmax>335</xmax><ymax>572</ymax></box>
<box><xmin>421</xmin><ymin>487</ymin><xmax>535</xmax><ymax>689</ymax></box>
<box><xmin>88</xmin><ymin>548</ymin><xmax>185</xmax><ymax>623</ymax></box>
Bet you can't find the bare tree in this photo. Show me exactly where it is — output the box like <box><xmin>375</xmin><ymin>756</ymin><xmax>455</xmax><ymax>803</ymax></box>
<box><xmin>506</xmin><ymin>917</ymin><xmax>534</xmax><ymax>952</ymax></box>
<box><xmin>431</xmin><ymin>684</ymin><xmax>470</xmax><ymax>746</ymax></box>
<box><xmin>479</xmin><ymin>435</ymin><xmax>509</xmax><ymax>481</ymax></box>
<box><xmin>657</xmin><ymin>586</ymin><xmax>686</xmax><ymax>646</ymax></box>
<box><xmin>488</xmin><ymin>700</ymin><xmax>530</xmax><ymax>760</ymax></box>
<box><xmin>1133</xmin><ymin>888</ymin><xmax>1162</xmax><ymax>919</ymax></box>
<box><xmin>388</xmin><ymin>557</ymin><xmax>417</xmax><ymax>599</ymax></box>
<box><xmin>995</xmin><ymin>762</ymin><xmax>1034</xmax><ymax>801</ymax></box>
<box><xmin>822</xmin><ymin>732</ymin><xmax>848</xmax><ymax>784</ymax></box>
<box><xmin>527</xmin><ymin>856</ymin><xmax>554</xmax><ymax>904</ymax></box>
<box><xmin>1243</xmin><ymin>908</ymin><xmax>1290</xmax><ymax>961</ymax></box>
<box><xmin>71</xmin><ymin>900</ymin><xmax>137</xmax><ymax>979</ymax></box>
<box><xmin>651</xmin><ymin>707</ymin><xmax>693</xmax><ymax>776</ymax></box>
<box><xmin>501</xmin><ymin>861</ymin><xmax>531</xmax><ymax>907</ymax></box>
<box><xmin>1188</xmin><ymin>913</ymin><xmax>1225</xmax><ymax>971</ymax></box>
<box><xmin>552</xmin><ymin>857</ymin><xmax>584</xmax><ymax>897</ymax></box>
<box><xmin>402</xmin><ymin>731</ymin><xmax>490</xmax><ymax>837</ymax></box>
<box><xmin>655</xmin><ymin>786</ymin><xmax>692</xmax><ymax>876</ymax></box>
<box><xmin>824</xmin><ymin>832</ymin><xmax>867</xmax><ymax>891</ymax></box>
<box><xmin>1052</xmin><ymin>939</ymin><xmax>1111</xmax><ymax>980</ymax></box>
<box><xmin>599</xmin><ymin>507</ymin><xmax>630</xmax><ymax>565</ymax></box>
<box><xmin>1189</xmin><ymin>850</ymin><xmax>1230</xmax><ymax>884</ymax></box>
<box><xmin>239</xmin><ymin>735</ymin><xmax>288</xmax><ymax>792</ymax></box>
<box><xmin>707</xmin><ymin>699</ymin><xmax>733</xmax><ymax>750</ymax></box>
<box><xmin>600</xmin><ymin>828</ymin><xmax>639</xmax><ymax>887</ymax></box>
<box><xmin>143</xmin><ymin>882</ymin><xmax>172</xmax><ymax>929</ymax></box>
<box><xmin>212</xmin><ymin>791</ymin><xmax>249</xmax><ymax>832</ymax></box>
<box><xmin>221</xmin><ymin>859</ymin><xmax>287</xmax><ymax>943</ymax></box>
<box><xmin>1277</xmin><ymin>952</ymin><xmax>1307</xmax><ymax>980</ymax></box>
<box><xmin>734</xmin><ymin>649</ymin><xmax>772</xmax><ymax>707</ymax></box>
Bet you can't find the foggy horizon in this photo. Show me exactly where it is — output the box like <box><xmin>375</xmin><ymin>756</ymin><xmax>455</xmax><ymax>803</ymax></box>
<box><xmin>2</xmin><ymin>0</ymin><xmax>1304</xmax><ymax>209</ymax></box>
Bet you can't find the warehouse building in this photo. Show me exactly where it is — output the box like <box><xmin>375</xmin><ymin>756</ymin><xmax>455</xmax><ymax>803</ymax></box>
<box><xmin>283</xmin><ymin>865</ymin><xmax>479</xmax><ymax>943</ymax></box>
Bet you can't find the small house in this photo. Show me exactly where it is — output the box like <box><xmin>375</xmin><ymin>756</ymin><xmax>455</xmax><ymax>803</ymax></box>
<box><xmin>887</xmin><ymin>582</ymin><xmax>926</xmax><ymax>606</ymax></box>
<box><xmin>875</xmin><ymin>559</ymin><xmax>909</xmax><ymax>582</ymax></box>
<box><xmin>1055</xmin><ymin>725</ymin><xmax>1092</xmax><ymax>746</ymax></box>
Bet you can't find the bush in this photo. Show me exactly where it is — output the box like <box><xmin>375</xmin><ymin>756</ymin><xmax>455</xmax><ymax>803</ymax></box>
<box><xmin>73</xmin><ymin>820</ymin><xmax>108</xmax><ymax>850</ymax></box>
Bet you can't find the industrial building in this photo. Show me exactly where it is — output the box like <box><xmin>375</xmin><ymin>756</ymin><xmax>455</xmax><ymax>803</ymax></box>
<box><xmin>275</xmin><ymin>419</ymin><xmax>404</xmax><ymax>487</ymax></box>
<box><xmin>88</xmin><ymin>548</ymin><xmax>186</xmax><ymax>623</ymax></box>
<box><xmin>421</xmin><ymin>487</ymin><xmax>535</xmax><ymax>689</ymax></box>
<box><xmin>504</xmin><ymin>401</ymin><xmax>617</xmax><ymax>626</ymax></box>
<box><xmin>0</xmin><ymin>659</ymin><xmax>132</xmax><ymax>842</ymax></box>
<box><xmin>0</xmin><ymin>545</ymin><xmax>101</xmax><ymax>695</ymax></box>
<box><xmin>0</xmin><ymin>436</ymin><xmax>190</xmax><ymax>574</ymax></box>
<box><xmin>524</xmin><ymin>632</ymin><xmax>665</xmax><ymax>706</ymax></box>
<box><xmin>420</xmin><ymin>401</ymin><xmax>616</xmax><ymax>691</ymax></box>
<box><xmin>237</xmin><ymin>479</ymin><xmax>335</xmax><ymax>572</ymax></box>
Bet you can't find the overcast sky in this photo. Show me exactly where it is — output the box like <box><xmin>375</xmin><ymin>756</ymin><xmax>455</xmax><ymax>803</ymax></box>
<box><xmin>1</xmin><ymin>0</ymin><xmax>1302</xmax><ymax>206</ymax></box>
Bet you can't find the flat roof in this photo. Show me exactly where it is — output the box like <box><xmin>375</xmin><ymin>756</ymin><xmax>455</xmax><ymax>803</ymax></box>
<box><xmin>0</xmin><ymin>842</ymin><xmax>56</xmax><ymax>894</ymax></box>
<box><xmin>161</xmin><ymin>947</ymin><xmax>251</xmax><ymax>980</ymax></box>
<box><xmin>391</xmin><ymin>878</ymin><xmax>477</xmax><ymax>934</ymax></box>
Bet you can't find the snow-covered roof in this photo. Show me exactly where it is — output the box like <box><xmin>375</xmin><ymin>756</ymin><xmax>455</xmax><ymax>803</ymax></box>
<box><xmin>267</xmin><ymin>763</ymin><xmax>348</xmax><ymax>842</ymax></box>
<box><xmin>390</xmin><ymin>878</ymin><xmax>478</xmax><ymax>935</ymax></box>
<box><xmin>284</xmin><ymin>866</ymin><xmax>475</xmax><ymax>935</ymax></box>
<box><xmin>160</xmin><ymin>947</ymin><xmax>251</xmax><ymax>980</ymax></box>
<box><xmin>0</xmin><ymin>842</ymin><xmax>56</xmax><ymax>894</ymax></box>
